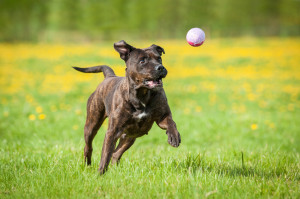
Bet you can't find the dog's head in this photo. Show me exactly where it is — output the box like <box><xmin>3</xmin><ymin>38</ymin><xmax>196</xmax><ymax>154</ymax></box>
<box><xmin>114</xmin><ymin>40</ymin><xmax>167</xmax><ymax>89</ymax></box>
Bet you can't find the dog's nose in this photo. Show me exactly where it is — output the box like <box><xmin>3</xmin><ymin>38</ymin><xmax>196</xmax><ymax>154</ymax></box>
<box><xmin>155</xmin><ymin>65</ymin><xmax>166</xmax><ymax>72</ymax></box>
<box><xmin>155</xmin><ymin>64</ymin><xmax>167</xmax><ymax>77</ymax></box>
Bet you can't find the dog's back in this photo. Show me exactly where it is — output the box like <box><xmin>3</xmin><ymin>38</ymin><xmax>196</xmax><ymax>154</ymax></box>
<box><xmin>74</xmin><ymin>65</ymin><xmax>125</xmax><ymax>115</ymax></box>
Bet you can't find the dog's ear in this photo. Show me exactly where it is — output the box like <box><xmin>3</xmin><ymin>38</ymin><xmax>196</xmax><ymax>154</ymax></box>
<box><xmin>151</xmin><ymin>44</ymin><xmax>165</xmax><ymax>56</ymax></box>
<box><xmin>114</xmin><ymin>40</ymin><xmax>136</xmax><ymax>61</ymax></box>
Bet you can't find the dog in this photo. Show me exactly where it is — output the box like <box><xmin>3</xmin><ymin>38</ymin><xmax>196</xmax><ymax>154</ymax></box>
<box><xmin>73</xmin><ymin>40</ymin><xmax>181</xmax><ymax>174</ymax></box>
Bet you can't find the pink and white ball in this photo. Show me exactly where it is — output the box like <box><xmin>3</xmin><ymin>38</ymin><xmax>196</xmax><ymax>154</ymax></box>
<box><xmin>186</xmin><ymin>28</ymin><xmax>205</xmax><ymax>47</ymax></box>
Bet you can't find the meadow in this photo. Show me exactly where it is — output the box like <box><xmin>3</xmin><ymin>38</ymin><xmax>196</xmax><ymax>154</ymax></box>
<box><xmin>0</xmin><ymin>38</ymin><xmax>299</xmax><ymax>198</ymax></box>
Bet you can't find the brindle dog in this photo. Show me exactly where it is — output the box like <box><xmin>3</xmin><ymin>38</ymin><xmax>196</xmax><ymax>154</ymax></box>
<box><xmin>73</xmin><ymin>40</ymin><xmax>181</xmax><ymax>174</ymax></box>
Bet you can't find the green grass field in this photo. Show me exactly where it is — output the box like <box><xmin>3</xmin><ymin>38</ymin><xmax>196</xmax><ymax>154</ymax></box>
<box><xmin>0</xmin><ymin>38</ymin><xmax>299</xmax><ymax>198</ymax></box>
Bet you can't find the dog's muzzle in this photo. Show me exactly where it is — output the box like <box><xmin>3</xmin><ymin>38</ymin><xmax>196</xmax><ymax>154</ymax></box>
<box><xmin>143</xmin><ymin>65</ymin><xmax>167</xmax><ymax>89</ymax></box>
<box><xmin>155</xmin><ymin>65</ymin><xmax>167</xmax><ymax>78</ymax></box>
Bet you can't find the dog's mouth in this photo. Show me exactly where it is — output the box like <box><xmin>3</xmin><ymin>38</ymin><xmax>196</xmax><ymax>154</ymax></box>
<box><xmin>143</xmin><ymin>77</ymin><xmax>163</xmax><ymax>89</ymax></box>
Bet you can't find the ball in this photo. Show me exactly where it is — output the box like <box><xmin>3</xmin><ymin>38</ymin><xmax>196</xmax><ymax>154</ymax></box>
<box><xmin>186</xmin><ymin>27</ymin><xmax>205</xmax><ymax>47</ymax></box>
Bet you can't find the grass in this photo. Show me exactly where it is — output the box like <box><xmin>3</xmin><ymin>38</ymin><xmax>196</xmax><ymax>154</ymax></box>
<box><xmin>0</xmin><ymin>38</ymin><xmax>299</xmax><ymax>198</ymax></box>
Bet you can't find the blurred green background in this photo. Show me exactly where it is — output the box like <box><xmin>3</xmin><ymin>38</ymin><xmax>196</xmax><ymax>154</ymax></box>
<box><xmin>0</xmin><ymin>0</ymin><xmax>299</xmax><ymax>42</ymax></box>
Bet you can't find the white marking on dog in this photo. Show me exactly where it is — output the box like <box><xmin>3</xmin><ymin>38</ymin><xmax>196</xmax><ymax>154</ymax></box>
<box><xmin>137</xmin><ymin>112</ymin><xmax>147</xmax><ymax>119</ymax></box>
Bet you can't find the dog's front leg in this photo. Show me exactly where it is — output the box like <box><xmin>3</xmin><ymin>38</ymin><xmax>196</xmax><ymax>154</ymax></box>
<box><xmin>157</xmin><ymin>114</ymin><xmax>181</xmax><ymax>147</ymax></box>
<box><xmin>98</xmin><ymin>128</ymin><xmax>120</xmax><ymax>175</ymax></box>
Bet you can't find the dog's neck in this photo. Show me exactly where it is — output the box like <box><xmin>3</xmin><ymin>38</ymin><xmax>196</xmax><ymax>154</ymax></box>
<box><xmin>126</xmin><ymin>76</ymin><xmax>153</xmax><ymax>110</ymax></box>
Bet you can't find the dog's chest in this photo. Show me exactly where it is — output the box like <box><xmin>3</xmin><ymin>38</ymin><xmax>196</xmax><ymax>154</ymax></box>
<box><xmin>123</xmin><ymin>109</ymin><xmax>154</xmax><ymax>137</ymax></box>
<box><xmin>132</xmin><ymin>109</ymin><xmax>151</xmax><ymax>124</ymax></box>
<box><xmin>135</xmin><ymin>111</ymin><xmax>148</xmax><ymax>120</ymax></box>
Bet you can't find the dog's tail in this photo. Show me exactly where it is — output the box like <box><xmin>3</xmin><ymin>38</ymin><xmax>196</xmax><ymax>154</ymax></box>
<box><xmin>72</xmin><ymin>65</ymin><xmax>116</xmax><ymax>78</ymax></box>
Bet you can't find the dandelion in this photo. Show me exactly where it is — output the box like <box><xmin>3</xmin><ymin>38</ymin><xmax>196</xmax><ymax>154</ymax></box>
<box><xmin>195</xmin><ymin>106</ymin><xmax>202</xmax><ymax>112</ymax></box>
<box><xmin>3</xmin><ymin>111</ymin><xmax>9</xmax><ymax>117</ymax></box>
<box><xmin>209</xmin><ymin>94</ymin><xmax>217</xmax><ymax>105</ymax></box>
<box><xmin>243</xmin><ymin>83</ymin><xmax>252</xmax><ymax>92</ymax></box>
<box><xmin>268</xmin><ymin>123</ymin><xmax>275</xmax><ymax>129</ymax></box>
<box><xmin>287</xmin><ymin>104</ymin><xmax>294</xmax><ymax>111</ymax></box>
<box><xmin>238</xmin><ymin>104</ymin><xmax>246</xmax><ymax>113</ymax></box>
<box><xmin>259</xmin><ymin>100</ymin><xmax>267</xmax><ymax>108</ymax></box>
<box><xmin>184</xmin><ymin>108</ymin><xmax>191</xmax><ymax>115</ymax></box>
<box><xmin>36</xmin><ymin>106</ymin><xmax>43</xmax><ymax>113</ymax></box>
<box><xmin>290</xmin><ymin>94</ymin><xmax>298</xmax><ymax>102</ymax></box>
<box><xmin>251</xmin><ymin>123</ymin><xmax>258</xmax><ymax>130</ymax></box>
<box><xmin>29</xmin><ymin>114</ymin><xmax>36</xmax><ymax>121</ymax></box>
<box><xmin>103</xmin><ymin>121</ymin><xmax>108</xmax><ymax>128</ymax></box>
<box><xmin>279</xmin><ymin>106</ymin><xmax>286</xmax><ymax>112</ymax></box>
<box><xmin>38</xmin><ymin>114</ymin><xmax>46</xmax><ymax>120</ymax></box>
<box><xmin>247</xmin><ymin>93</ymin><xmax>256</xmax><ymax>101</ymax></box>
<box><xmin>26</xmin><ymin>95</ymin><xmax>33</xmax><ymax>103</ymax></box>
<box><xmin>73</xmin><ymin>125</ymin><xmax>79</xmax><ymax>130</ymax></box>
<box><xmin>59</xmin><ymin>103</ymin><xmax>71</xmax><ymax>111</ymax></box>
<box><xmin>51</xmin><ymin>105</ymin><xmax>57</xmax><ymax>112</ymax></box>
<box><xmin>1</xmin><ymin>98</ymin><xmax>8</xmax><ymax>104</ymax></box>
<box><xmin>75</xmin><ymin>109</ymin><xmax>82</xmax><ymax>115</ymax></box>
<box><xmin>188</xmin><ymin>85</ymin><xmax>197</xmax><ymax>93</ymax></box>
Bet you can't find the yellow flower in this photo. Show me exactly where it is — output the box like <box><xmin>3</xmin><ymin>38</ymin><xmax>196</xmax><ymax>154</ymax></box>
<box><xmin>188</xmin><ymin>85</ymin><xmax>197</xmax><ymax>93</ymax></box>
<box><xmin>184</xmin><ymin>108</ymin><xmax>191</xmax><ymax>115</ymax></box>
<box><xmin>209</xmin><ymin>94</ymin><xmax>217</xmax><ymax>105</ymax></box>
<box><xmin>50</xmin><ymin>105</ymin><xmax>57</xmax><ymax>112</ymax></box>
<box><xmin>29</xmin><ymin>114</ymin><xmax>36</xmax><ymax>121</ymax></box>
<box><xmin>36</xmin><ymin>106</ymin><xmax>43</xmax><ymax>113</ymax></box>
<box><xmin>1</xmin><ymin>98</ymin><xmax>8</xmax><ymax>104</ymax></box>
<box><xmin>3</xmin><ymin>111</ymin><xmax>9</xmax><ymax>117</ymax></box>
<box><xmin>73</xmin><ymin>125</ymin><xmax>79</xmax><ymax>130</ymax></box>
<box><xmin>26</xmin><ymin>95</ymin><xmax>33</xmax><ymax>103</ymax></box>
<box><xmin>238</xmin><ymin>104</ymin><xmax>246</xmax><ymax>113</ymax></box>
<box><xmin>251</xmin><ymin>124</ymin><xmax>258</xmax><ymax>130</ymax></box>
<box><xmin>269</xmin><ymin>123</ymin><xmax>275</xmax><ymax>129</ymax></box>
<box><xmin>195</xmin><ymin>106</ymin><xmax>202</xmax><ymax>112</ymax></box>
<box><xmin>259</xmin><ymin>101</ymin><xmax>267</xmax><ymax>108</ymax></box>
<box><xmin>75</xmin><ymin>109</ymin><xmax>82</xmax><ymax>115</ymax></box>
<box><xmin>247</xmin><ymin>93</ymin><xmax>256</xmax><ymax>101</ymax></box>
<box><xmin>38</xmin><ymin>114</ymin><xmax>46</xmax><ymax>120</ymax></box>
<box><xmin>287</xmin><ymin>104</ymin><xmax>294</xmax><ymax>111</ymax></box>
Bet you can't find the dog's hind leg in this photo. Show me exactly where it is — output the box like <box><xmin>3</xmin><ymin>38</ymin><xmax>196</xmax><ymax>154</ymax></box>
<box><xmin>111</xmin><ymin>134</ymin><xmax>136</xmax><ymax>165</ymax></box>
<box><xmin>84</xmin><ymin>93</ymin><xmax>106</xmax><ymax>165</ymax></box>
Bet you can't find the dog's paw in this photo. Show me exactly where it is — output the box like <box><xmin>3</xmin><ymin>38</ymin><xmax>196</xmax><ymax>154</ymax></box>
<box><xmin>166</xmin><ymin>130</ymin><xmax>181</xmax><ymax>147</ymax></box>
<box><xmin>98</xmin><ymin>168</ymin><xmax>107</xmax><ymax>175</ymax></box>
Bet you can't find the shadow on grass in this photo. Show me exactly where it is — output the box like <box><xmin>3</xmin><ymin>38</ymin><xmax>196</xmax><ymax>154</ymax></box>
<box><xmin>173</xmin><ymin>153</ymin><xmax>295</xmax><ymax>180</ymax></box>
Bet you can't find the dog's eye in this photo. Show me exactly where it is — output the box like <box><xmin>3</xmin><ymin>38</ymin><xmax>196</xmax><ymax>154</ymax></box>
<box><xmin>139</xmin><ymin>59</ymin><xmax>146</xmax><ymax>64</ymax></box>
<box><xmin>157</xmin><ymin>57</ymin><xmax>162</xmax><ymax>63</ymax></box>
